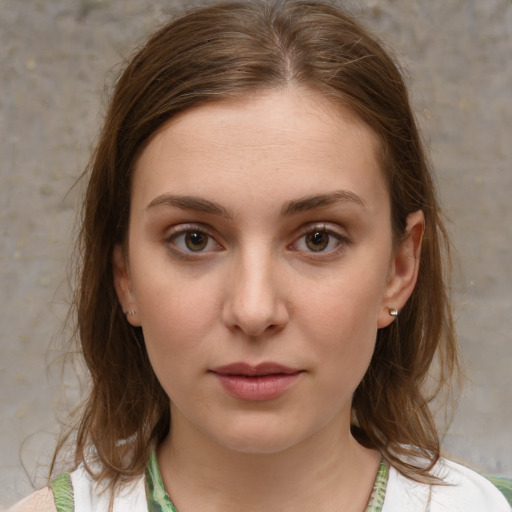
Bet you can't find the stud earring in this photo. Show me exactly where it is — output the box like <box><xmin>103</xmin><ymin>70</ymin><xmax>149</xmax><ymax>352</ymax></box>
<box><xmin>389</xmin><ymin>308</ymin><xmax>398</xmax><ymax>317</ymax></box>
<box><xmin>124</xmin><ymin>310</ymin><xmax>136</xmax><ymax>316</ymax></box>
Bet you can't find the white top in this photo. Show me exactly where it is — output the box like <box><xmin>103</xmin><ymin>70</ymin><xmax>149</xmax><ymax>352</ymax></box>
<box><xmin>70</xmin><ymin>466</ymin><xmax>147</xmax><ymax>512</ymax></box>
<box><xmin>9</xmin><ymin>457</ymin><xmax>511</xmax><ymax>512</ymax></box>
<box><xmin>383</xmin><ymin>458</ymin><xmax>511</xmax><ymax>511</ymax></box>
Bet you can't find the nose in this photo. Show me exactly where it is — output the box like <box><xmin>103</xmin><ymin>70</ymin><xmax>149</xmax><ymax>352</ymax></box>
<box><xmin>222</xmin><ymin>249</ymin><xmax>289</xmax><ymax>337</ymax></box>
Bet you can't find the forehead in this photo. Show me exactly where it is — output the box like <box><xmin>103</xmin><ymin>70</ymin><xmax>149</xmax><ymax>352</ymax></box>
<box><xmin>132</xmin><ymin>88</ymin><xmax>387</xmax><ymax>214</ymax></box>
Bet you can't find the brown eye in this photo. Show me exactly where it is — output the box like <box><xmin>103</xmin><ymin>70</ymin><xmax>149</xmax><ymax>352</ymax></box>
<box><xmin>165</xmin><ymin>225</ymin><xmax>223</xmax><ymax>256</ymax></box>
<box><xmin>305</xmin><ymin>230</ymin><xmax>329</xmax><ymax>252</ymax></box>
<box><xmin>184</xmin><ymin>231</ymin><xmax>208</xmax><ymax>251</ymax></box>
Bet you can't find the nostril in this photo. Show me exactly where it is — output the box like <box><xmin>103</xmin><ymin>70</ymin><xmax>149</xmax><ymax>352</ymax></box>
<box><xmin>222</xmin><ymin>304</ymin><xmax>288</xmax><ymax>338</ymax></box>
<box><xmin>221</xmin><ymin>264</ymin><xmax>290</xmax><ymax>336</ymax></box>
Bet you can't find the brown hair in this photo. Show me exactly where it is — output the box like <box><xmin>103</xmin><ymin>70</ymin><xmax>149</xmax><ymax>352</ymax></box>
<box><xmin>57</xmin><ymin>0</ymin><xmax>458</xmax><ymax>490</ymax></box>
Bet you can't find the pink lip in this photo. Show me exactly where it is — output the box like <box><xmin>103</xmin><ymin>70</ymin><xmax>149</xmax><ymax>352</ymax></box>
<box><xmin>210</xmin><ymin>362</ymin><xmax>303</xmax><ymax>401</ymax></box>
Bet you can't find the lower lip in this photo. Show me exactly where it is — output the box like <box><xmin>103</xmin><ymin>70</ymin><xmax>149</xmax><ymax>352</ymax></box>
<box><xmin>213</xmin><ymin>372</ymin><xmax>302</xmax><ymax>401</ymax></box>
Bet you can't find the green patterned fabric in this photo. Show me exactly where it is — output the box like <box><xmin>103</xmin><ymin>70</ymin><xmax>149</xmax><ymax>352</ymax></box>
<box><xmin>486</xmin><ymin>475</ymin><xmax>512</xmax><ymax>506</ymax></box>
<box><xmin>50</xmin><ymin>472</ymin><xmax>74</xmax><ymax>512</ymax></box>
<box><xmin>146</xmin><ymin>449</ymin><xmax>178</xmax><ymax>512</ymax></box>
<box><xmin>145</xmin><ymin>449</ymin><xmax>388</xmax><ymax>512</ymax></box>
<box><xmin>366</xmin><ymin>460</ymin><xmax>388</xmax><ymax>512</ymax></box>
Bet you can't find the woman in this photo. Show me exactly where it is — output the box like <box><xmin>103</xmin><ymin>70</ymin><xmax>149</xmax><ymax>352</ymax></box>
<box><xmin>10</xmin><ymin>1</ymin><xmax>511</xmax><ymax>511</ymax></box>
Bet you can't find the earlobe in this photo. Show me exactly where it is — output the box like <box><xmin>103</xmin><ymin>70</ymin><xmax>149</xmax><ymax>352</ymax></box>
<box><xmin>377</xmin><ymin>210</ymin><xmax>424</xmax><ymax>328</ymax></box>
<box><xmin>112</xmin><ymin>244</ymin><xmax>140</xmax><ymax>326</ymax></box>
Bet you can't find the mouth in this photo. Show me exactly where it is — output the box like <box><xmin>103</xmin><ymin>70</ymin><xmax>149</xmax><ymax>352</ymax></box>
<box><xmin>210</xmin><ymin>362</ymin><xmax>304</xmax><ymax>401</ymax></box>
<box><xmin>212</xmin><ymin>362</ymin><xmax>301</xmax><ymax>377</ymax></box>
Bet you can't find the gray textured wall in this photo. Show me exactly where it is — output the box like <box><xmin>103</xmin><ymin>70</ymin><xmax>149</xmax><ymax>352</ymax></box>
<box><xmin>1</xmin><ymin>0</ymin><xmax>511</xmax><ymax>507</ymax></box>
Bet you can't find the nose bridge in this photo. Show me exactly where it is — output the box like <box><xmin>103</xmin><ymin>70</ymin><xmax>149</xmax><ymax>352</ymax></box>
<box><xmin>223</xmin><ymin>241</ymin><xmax>288</xmax><ymax>336</ymax></box>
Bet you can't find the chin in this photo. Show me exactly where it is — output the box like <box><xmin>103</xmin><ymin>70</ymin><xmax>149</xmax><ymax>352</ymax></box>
<box><xmin>220</xmin><ymin>434</ymin><xmax>300</xmax><ymax>455</ymax></box>
<box><xmin>207</xmin><ymin>418</ymin><xmax>312</xmax><ymax>456</ymax></box>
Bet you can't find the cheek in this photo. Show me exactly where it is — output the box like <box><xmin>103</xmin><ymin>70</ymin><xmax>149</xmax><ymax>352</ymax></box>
<box><xmin>311</xmin><ymin>304</ymin><xmax>378</xmax><ymax>405</ymax></box>
<box><xmin>131</xmin><ymin>243</ymin><xmax>218</xmax><ymax>319</ymax></box>
<box><xmin>294</xmin><ymin>263</ymin><xmax>389</xmax><ymax>380</ymax></box>
<box><xmin>130</xmin><ymin>262</ymin><xmax>222</xmax><ymax>368</ymax></box>
<box><xmin>298</xmin><ymin>264</ymin><xmax>388</xmax><ymax>338</ymax></box>
<box><xmin>312</xmin><ymin>296</ymin><xmax>378</xmax><ymax>369</ymax></box>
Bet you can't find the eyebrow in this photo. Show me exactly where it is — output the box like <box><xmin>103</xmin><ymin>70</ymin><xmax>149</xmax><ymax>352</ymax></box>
<box><xmin>281</xmin><ymin>190</ymin><xmax>365</xmax><ymax>216</ymax></box>
<box><xmin>145</xmin><ymin>190</ymin><xmax>364</xmax><ymax>218</ymax></box>
<box><xmin>146</xmin><ymin>194</ymin><xmax>233</xmax><ymax>219</ymax></box>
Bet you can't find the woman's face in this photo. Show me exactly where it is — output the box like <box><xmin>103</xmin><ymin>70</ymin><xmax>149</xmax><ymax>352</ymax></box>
<box><xmin>114</xmin><ymin>88</ymin><xmax>422</xmax><ymax>454</ymax></box>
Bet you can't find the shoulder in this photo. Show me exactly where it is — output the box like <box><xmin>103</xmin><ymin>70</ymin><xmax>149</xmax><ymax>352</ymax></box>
<box><xmin>7</xmin><ymin>487</ymin><xmax>57</xmax><ymax>512</ymax></box>
<box><xmin>69</xmin><ymin>465</ymin><xmax>147</xmax><ymax>511</ymax></box>
<box><xmin>486</xmin><ymin>475</ymin><xmax>512</xmax><ymax>506</ymax></box>
<box><xmin>383</xmin><ymin>458</ymin><xmax>511</xmax><ymax>512</ymax></box>
<box><xmin>6</xmin><ymin>464</ymin><xmax>147</xmax><ymax>512</ymax></box>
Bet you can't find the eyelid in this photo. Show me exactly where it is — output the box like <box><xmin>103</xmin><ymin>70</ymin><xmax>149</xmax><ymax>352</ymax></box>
<box><xmin>165</xmin><ymin>222</ymin><xmax>211</xmax><ymax>237</ymax></box>
<box><xmin>163</xmin><ymin>223</ymin><xmax>223</xmax><ymax>256</ymax></box>
<box><xmin>290</xmin><ymin>222</ymin><xmax>350</xmax><ymax>256</ymax></box>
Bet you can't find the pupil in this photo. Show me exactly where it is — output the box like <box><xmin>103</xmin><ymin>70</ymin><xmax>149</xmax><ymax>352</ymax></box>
<box><xmin>185</xmin><ymin>232</ymin><xmax>207</xmax><ymax>251</ymax></box>
<box><xmin>307</xmin><ymin>231</ymin><xmax>328</xmax><ymax>251</ymax></box>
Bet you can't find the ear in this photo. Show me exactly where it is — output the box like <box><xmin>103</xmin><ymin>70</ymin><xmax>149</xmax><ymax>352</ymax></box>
<box><xmin>112</xmin><ymin>244</ymin><xmax>141</xmax><ymax>327</ymax></box>
<box><xmin>377</xmin><ymin>210</ymin><xmax>424</xmax><ymax>328</ymax></box>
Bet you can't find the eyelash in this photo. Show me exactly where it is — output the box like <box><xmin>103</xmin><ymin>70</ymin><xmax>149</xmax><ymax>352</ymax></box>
<box><xmin>163</xmin><ymin>224</ymin><xmax>223</xmax><ymax>259</ymax></box>
<box><xmin>290</xmin><ymin>224</ymin><xmax>350</xmax><ymax>259</ymax></box>
<box><xmin>163</xmin><ymin>223</ymin><xmax>350</xmax><ymax>259</ymax></box>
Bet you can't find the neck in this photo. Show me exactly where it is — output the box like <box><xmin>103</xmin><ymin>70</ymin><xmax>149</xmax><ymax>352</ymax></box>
<box><xmin>157</xmin><ymin>412</ymin><xmax>381</xmax><ymax>512</ymax></box>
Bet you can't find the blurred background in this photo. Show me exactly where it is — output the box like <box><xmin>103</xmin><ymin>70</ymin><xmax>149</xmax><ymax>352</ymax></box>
<box><xmin>1</xmin><ymin>0</ymin><xmax>511</xmax><ymax>507</ymax></box>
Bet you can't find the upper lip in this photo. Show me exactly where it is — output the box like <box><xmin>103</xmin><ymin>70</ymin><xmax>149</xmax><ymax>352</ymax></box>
<box><xmin>211</xmin><ymin>362</ymin><xmax>301</xmax><ymax>376</ymax></box>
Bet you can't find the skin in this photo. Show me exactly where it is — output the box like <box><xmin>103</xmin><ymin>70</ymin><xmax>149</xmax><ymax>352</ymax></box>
<box><xmin>113</xmin><ymin>87</ymin><xmax>424</xmax><ymax>512</ymax></box>
<box><xmin>9</xmin><ymin>488</ymin><xmax>56</xmax><ymax>512</ymax></box>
